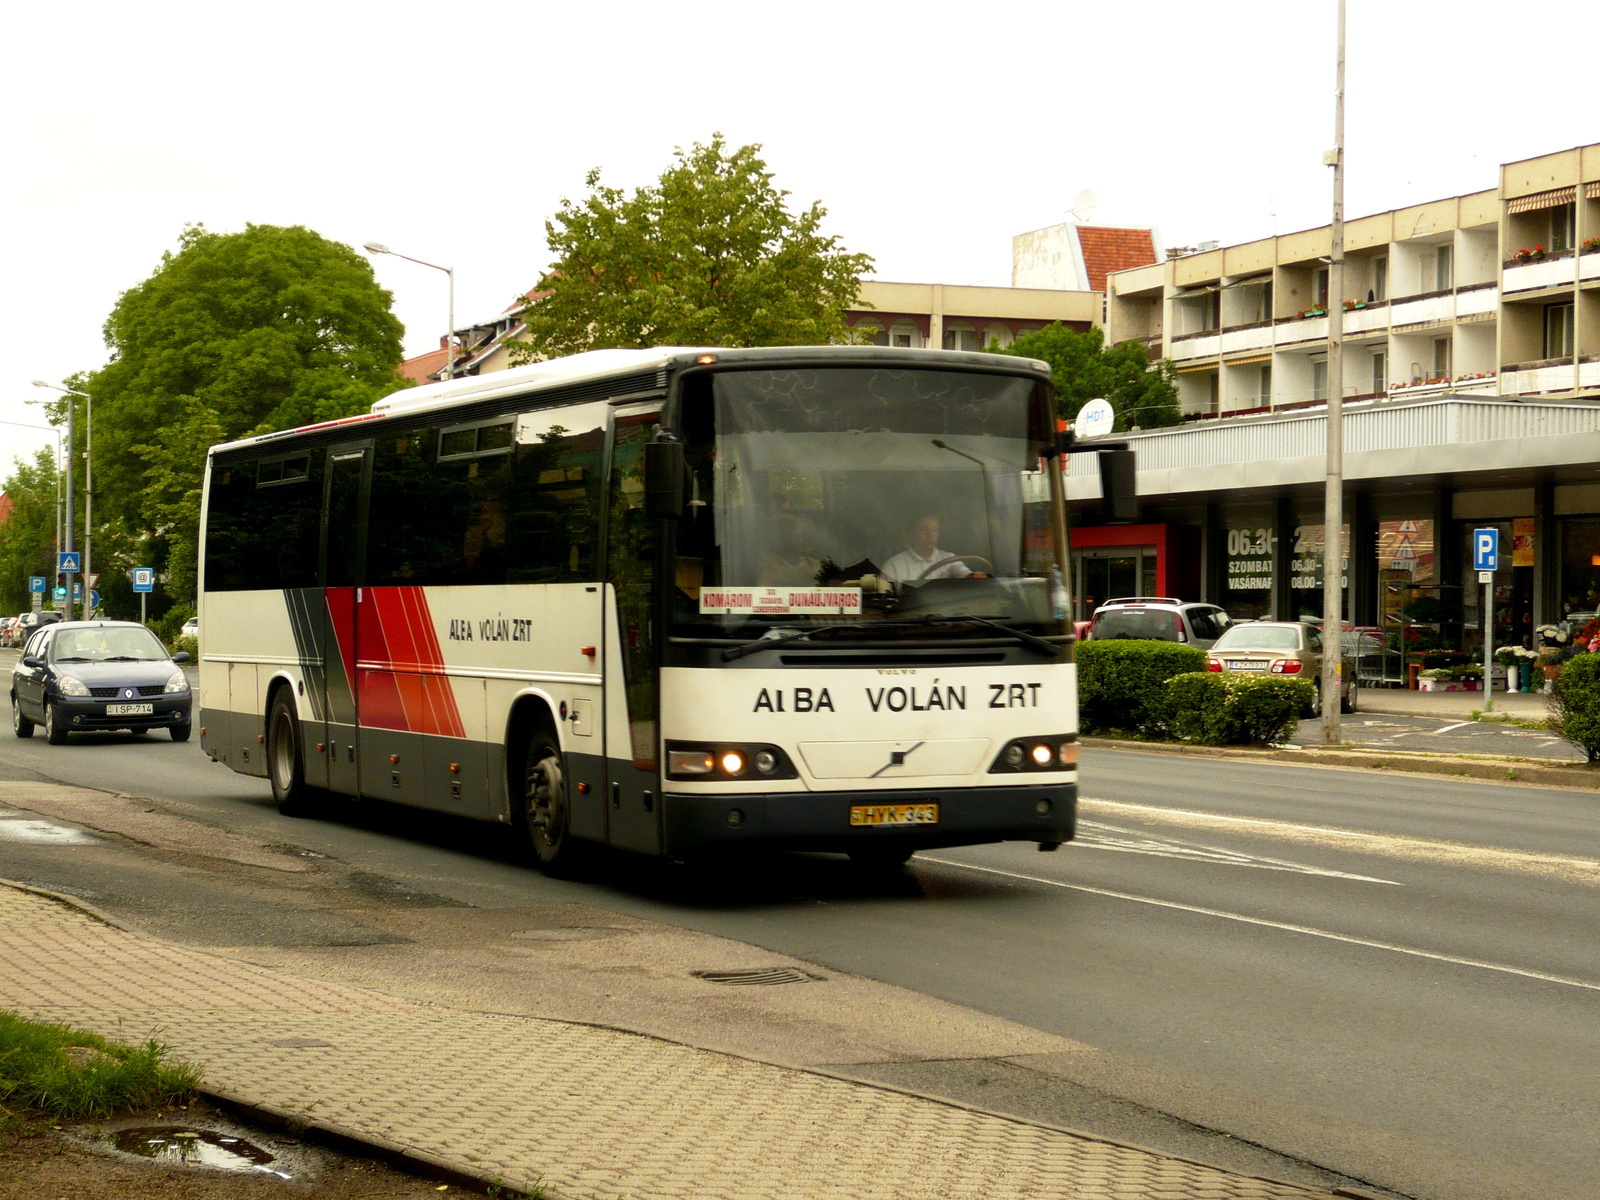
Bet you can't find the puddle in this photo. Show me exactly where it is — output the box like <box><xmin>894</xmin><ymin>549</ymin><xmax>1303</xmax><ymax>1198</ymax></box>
<box><xmin>107</xmin><ymin>1126</ymin><xmax>292</xmax><ymax>1178</ymax></box>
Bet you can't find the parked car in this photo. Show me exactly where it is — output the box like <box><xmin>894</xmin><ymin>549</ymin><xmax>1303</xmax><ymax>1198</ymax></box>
<box><xmin>180</xmin><ymin>616</ymin><xmax>199</xmax><ymax>640</ymax></box>
<box><xmin>0</xmin><ymin>617</ymin><xmax>16</xmax><ymax>648</ymax></box>
<box><xmin>1205</xmin><ymin>620</ymin><xmax>1357</xmax><ymax>715</ymax></box>
<box><xmin>9</xmin><ymin>610</ymin><xmax>62</xmax><ymax>646</ymax></box>
<box><xmin>10</xmin><ymin>620</ymin><xmax>192</xmax><ymax>744</ymax></box>
<box><xmin>1088</xmin><ymin>597</ymin><xmax>1233</xmax><ymax>650</ymax></box>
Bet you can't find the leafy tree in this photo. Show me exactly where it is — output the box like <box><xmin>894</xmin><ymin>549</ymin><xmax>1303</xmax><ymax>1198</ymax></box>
<box><xmin>0</xmin><ymin>448</ymin><xmax>60</xmax><ymax>614</ymax></box>
<box><xmin>998</xmin><ymin>324</ymin><xmax>1180</xmax><ymax>432</ymax></box>
<box><xmin>512</xmin><ymin>135</ymin><xmax>874</xmax><ymax>359</ymax></box>
<box><xmin>44</xmin><ymin>224</ymin><xmax>409</xmax><ymax>603</ymax></box>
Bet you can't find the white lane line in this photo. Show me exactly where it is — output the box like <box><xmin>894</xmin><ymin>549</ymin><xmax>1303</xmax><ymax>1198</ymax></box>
<box><xmin>1075</xmin><ymin>821</ymin><xmax>1401</xmax><ymax>885</ymax></box>
<box><xmin>1433</xmin><ymin>722</ymin><xmax>1472</xmax><ymax>734</ymax></box>
<box><xmin>921</xmin><ymin>857</ymin><xmax>1600</xmax><ymax>994</ymax></box>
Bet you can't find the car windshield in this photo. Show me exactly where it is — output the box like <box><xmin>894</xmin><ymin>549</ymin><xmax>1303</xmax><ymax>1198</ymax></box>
<box><xmin>672</xmin><ymin>367</ymin><xmax>1061</xmax><ymax>633</ymax></box>
<box><xmin>1213</xmin><ymin>625</ymin><xmax>1301</xmax><ymax>652</ymax></box>
<box><xmin>50</xmin><ymin>626</ymin><xmax>169</xmax><ymax>663</ymax></box>
<box><xmin>1093</xmin><ymin>609</ymin><xmax>1179</xmax><ymax>640</ymax></box>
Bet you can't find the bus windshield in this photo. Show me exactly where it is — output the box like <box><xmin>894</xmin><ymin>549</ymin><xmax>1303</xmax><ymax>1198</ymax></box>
<box><xmin>674</xmin><ymin>367</ymin><xmax>1061</xmax><ymax>634</ymax></box>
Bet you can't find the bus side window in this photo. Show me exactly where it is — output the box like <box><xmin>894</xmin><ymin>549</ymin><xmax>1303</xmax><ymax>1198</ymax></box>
<box><xmin>606</xmin><ymin>413</ymin><xmax>658</xmax><ymax>768</ymax></box>
<box><xmin>368</xmin><ymin>429</ymin><xmax>460</xmax><ymax>587</ymax></box>
<box><xmin>204</xmin><ymin>463</ymin><xmax>254</xmax><ymax>592</ymax></box>
<box><xmin>507</xmin><ymin>424</ymin><xmax>604</xmax><ymax>583</ymax></box>
<box><xmin>248</xmin><ymin>454</ymin><xmax>321</xmax><ymax>590</ymax></box>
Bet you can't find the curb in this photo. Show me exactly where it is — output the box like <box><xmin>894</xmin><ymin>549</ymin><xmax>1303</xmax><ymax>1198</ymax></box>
<box><xmin>1080</xmin><ymin>736</ymin><xmax>1600</xmax><ymax>792</ymax></box>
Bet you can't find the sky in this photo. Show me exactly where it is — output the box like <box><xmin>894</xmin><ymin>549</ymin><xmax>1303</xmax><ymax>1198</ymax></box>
<box><xmin>2</xmin><ymin>0</ymin><xmax>1596</xmax><ymax>472</ymax></box>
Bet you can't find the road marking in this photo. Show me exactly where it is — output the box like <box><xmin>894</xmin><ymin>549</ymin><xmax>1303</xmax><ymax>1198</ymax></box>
<box><xmin>1079</xmin><ymin>798</ymin><xmax>1600</xmax><ymax>887</ymax></box>
<box><xmin>922</xmin><ymin>857</ymin><xmax>1600</xmax><ymax>994</ymax></box>
<box><xmin>1433</xmin><ymin>722</ymin><xmax>1471</xmax><ymax>734</ymax></box>
<box><xmin>1076</xmin><ymin>821</ymin><xmax>1400</xmax><ymax>885</ymax></box>
<box><xmin>0</xmin><ymin>817</ymin><xmax>96</xmax><ymax>845</ymax></box>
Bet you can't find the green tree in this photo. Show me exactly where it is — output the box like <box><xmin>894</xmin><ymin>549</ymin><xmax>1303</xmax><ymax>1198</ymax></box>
<box><xmin>512</xmin><ymin>135</ymin><xmax>874</xmax><ymax>359</ymax></box>
<box><xmin>47</xmin><ymin>224</ymin><xmax>408</xmax><ymax>603</ymax></box>
<box><xmin>998</xmin><ymin>324</ymin><xmax>1181</xmax><ymax>432</ymax></box>
<box><xmin>0</xmin><ymin>448</ymin><xmax>60</xmax><ymax>614</ymax></box>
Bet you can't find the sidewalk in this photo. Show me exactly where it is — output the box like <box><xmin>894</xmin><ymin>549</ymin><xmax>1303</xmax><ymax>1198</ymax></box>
<box><xmin>0</xmin><ymin>882</ymin><xmax>1338</xmax><ymax>1200</ymax></box>
<box><xmin>1356</xmin><ymin>686</ymin><xmax>1548</xmax><ymax>720</ymax></box>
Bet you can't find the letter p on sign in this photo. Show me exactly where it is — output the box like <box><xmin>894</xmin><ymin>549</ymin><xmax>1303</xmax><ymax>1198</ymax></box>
<box><xmin>1473</xmin><ymin>528</ymin><xmax>1499</xmax><ymax>572</ymax></box>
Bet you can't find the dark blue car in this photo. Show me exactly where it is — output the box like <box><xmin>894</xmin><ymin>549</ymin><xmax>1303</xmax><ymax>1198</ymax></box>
<box><xmin>10</xmin><ymin>620</ymin><xmax>192</xmax><ymax>745</ymax></box>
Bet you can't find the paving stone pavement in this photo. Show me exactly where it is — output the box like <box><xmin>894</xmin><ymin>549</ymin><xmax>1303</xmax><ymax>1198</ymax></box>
<box><xmin>0</xmin><ymin>882</ymin><xmax>1333</xmax><ymax>1200</ymax></box>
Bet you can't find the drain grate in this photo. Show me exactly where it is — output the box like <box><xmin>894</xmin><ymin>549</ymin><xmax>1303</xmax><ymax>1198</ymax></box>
<box><xmin>692</xmin><ymin>967</ymin><xmax>827</xmax><ymax>987</ymax></box>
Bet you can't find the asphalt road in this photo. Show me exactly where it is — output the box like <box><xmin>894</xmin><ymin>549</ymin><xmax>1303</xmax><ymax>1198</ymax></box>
<box><xmin>1292</xmin><ymin>711</ymin><xmax>1582</xmax><ymax>760</ymax></box>
<box><xmin>1</xmin><ymin>679</ymin><xmax>1596</xmax><ymax>1199</ymax></box>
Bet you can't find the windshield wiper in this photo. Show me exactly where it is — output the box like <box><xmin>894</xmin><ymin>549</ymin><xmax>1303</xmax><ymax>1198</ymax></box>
<box><xmin>102</xmin><ymin>656</ymin><xmax>145</xmax><ymax>662</ymax></box>
<box><xmin>935</xmin><ymin>615</ymin><xmax>1061</xmax><ymax>657</ymax></box>
<box><xmin>720</xmin><ymin>616</ymin><xmax>946</xmax><ymax>661</ymax></box>
<box><xmin>53</xmin><ymin>656</ymin><xmax>90</xmax><ymax>662</ymax></box>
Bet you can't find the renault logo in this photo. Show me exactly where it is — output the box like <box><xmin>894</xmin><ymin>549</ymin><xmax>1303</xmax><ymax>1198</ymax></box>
<box><xmin>124</xmin><ymin>688</ymin><xmax>135</xmax><ymax>699</ymax></box>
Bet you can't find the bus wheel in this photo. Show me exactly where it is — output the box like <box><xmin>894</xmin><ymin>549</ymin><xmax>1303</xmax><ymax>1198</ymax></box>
<box><xmin>522</xmin><ymin>728</ymin><xmax>578</xmax><ymax>875</ymax></box>
<box><xmin>267</xmin><ymin>691</ymin><xmax>313</xmax><ymax>817</ymax></box>
<box><xmin>849</xmin><ymin>844</ymin><xmax>915</xmax><ymax>872</ymax></box>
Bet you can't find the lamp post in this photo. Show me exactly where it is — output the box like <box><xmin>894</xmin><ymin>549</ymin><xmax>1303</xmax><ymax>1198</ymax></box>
<box><xmin>33</xmin><ymin>381</ymin><xmax>92</xmax><ymax>618</ymax></box>
<box><xmin>1321</xmin><ymin>0</ymin><xmax>1347</xmax><ymax>747</ymax></box>
<box><xmin>1</xmin><ymin>419</ymin><xmax>63</xmax><ymax>593</ymax></box>
<box><xmin>363</xmin><ymin>242</ymin><xmax>456</xmax><ymax>381</ymax></box>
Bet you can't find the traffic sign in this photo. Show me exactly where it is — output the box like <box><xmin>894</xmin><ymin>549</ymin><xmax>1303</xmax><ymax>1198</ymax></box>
<box><xmin>53</xmin><ymin>587</ymin><xmax>66</xmax><ymax>601</ymax></box>
<box><xmin>28</xmin><ymin>576</ymin><xmax>46</xmax><ymax>594</ymax></box>
<box><xmin>1478</xmin><ymin>570</ymin><xmax>1493</xmax><ymax>584</ymax></box>
<box><xmin>1472</xmin><ymin>528</ymin><xmax>1499</xmax><ymax>572</ymax></box>
<box><xmin>89</xmin><ymin>590</ymin><xmax>100</xmax><ymax>609</ymax></box>
<box><xmin>71</xmin><ymin>582</ymin><xmax>82</xmax><ymax>600</ymax></box>
<box><xmin>132</xmin><ymin>567</ymin><xmax>155</xmax><ymax>593</ymax></box>
<box><xmin>58</xmin><ymin>551</ymin><xmax>81</xmax><ymax>574</ymax></box>
<box><xmin>87</xmin><ymin>573</ymin><xmax>99</xmax><ymax>589</ymax></box>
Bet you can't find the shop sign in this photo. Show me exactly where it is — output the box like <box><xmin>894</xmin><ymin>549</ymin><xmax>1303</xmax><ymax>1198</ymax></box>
<box><xmin>1513</xmin><ymin>517</ymin><xmax>1535</xmax><ymax>568</ymax></box>
<box><xmin>1226</xmin><ymin>526</ymin><xmax>1274</xmax><ymax>591</ymax></box>
<box><xmin>1290</xmin><ymin>524</ymin><xmax>1349</xmax><ymax>590</ymax></box>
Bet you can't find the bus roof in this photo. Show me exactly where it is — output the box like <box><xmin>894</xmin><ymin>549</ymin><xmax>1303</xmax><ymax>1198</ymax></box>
<box><xmin>209</xmin><ymin>345</ymin><xmax>1053</xmax><ymax>456</ymax></box>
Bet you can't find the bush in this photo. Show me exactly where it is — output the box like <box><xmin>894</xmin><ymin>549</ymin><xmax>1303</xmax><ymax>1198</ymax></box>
<box><xmin>1549</xmin><ymin>653</ymin><xmax>1600</xmax><ymax>762</ymax></box>
<box><xmin>1163</xmin><ymin>671</ymin><xmax>1313</xmax><ymax>746</ymax></box>
<box><xmin>1077</xmin><ymin>640</ymin><xmax>1207</xmax><ymax>734</ymax></box>
<box><xmin>150</xmin><ymin>603</ymin><xmax>193</xmax><ymax>647</ymax></box>
<box><xmin>170</xmin><ymin>635</ymin><xmax>198</xmax><ymax>661</ymax></box>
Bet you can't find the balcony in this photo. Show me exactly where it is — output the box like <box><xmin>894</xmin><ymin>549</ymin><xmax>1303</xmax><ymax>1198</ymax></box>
<box><xmin>1219</xmin><ymin>322</ymin><xmax>1274</xmax><ymax>355</ymax></box>
<box><xmin>1583</xmin><ymin>248</ymin><xmax>1600</xmax><ymax>283</ymax></box>
<box><xmin>1274</xmin><ymin>313</ymin><xmax>1328</xmax><ymax>345</ymax></box>
<box><xmin>1170</xmin><ymin>331</ymin><xmax>1221</xmax><ymax>361</ymax></box>
<box><xmin>1503</xmin><ymin>249</ymin><xmax>1576</xmax><ymax>295</ymax></box>
<box><xmin>1342</xmin><ymin>301</ymin><xmax>1389</xmax><ymax>334</ymax></box>
<box><xmin>1457</xmin><ymin>283</ymin><xmax>1498</xmax><ymax>317</ymax></box>
<box><xmin>1390</xmin><ymin>290</ymin><xmax>1456</xmax><ymax>328</ymax></box>
<box><xmin>1502</xmin><ymin>360</ymin><xmax>1577</xmax><ymax>395</ymax></box>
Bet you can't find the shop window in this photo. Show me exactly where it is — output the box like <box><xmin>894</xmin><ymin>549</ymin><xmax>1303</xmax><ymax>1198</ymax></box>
<box><xmin>1289</xmin><ymin>523</ymin><xmax>1349</xmax><ymax>619</ymax></box>
<box><xmin>1559</xmin><ymin>519</ymin><xmax>1600</xmax><ymax>622</ymax></box>
<box><xmin>1546</xmin><ymin>303</ymin><xmax>1574</xmax><ymax>359</ymax></box>
<box><xmin>1378</xmin><ymin>518</ymin><xmax>1436</xmax><ymax>642</ymax></box>
<box><xmin>1460</xmin><ymin>521</ymin><xmax>1531</xmax><ymax>657</ymax></box>
<box><xmin>1222</xmin><ymin>518</ymin><xmax>1275</xmax><ymax>620</ymax></box>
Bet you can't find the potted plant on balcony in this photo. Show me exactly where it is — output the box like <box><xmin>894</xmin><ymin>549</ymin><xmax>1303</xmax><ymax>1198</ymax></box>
<box><xmin>1583</xmin><ymin>237</ymin><xmax>1600</xmax><ymax>255</ymax></box>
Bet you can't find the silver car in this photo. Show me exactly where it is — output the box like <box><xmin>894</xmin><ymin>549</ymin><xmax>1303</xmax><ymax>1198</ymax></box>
<box><xmin>1205</xmin><ymin>620</ymin><xmax>1356</xmax><ymax>715</ymax></box>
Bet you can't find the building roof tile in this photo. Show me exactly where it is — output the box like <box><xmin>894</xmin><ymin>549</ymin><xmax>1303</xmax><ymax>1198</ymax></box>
<box><xmin>1075</xmin><ymin>227</ymin><xmax>1158</xmax><ymax>292</ymax></box>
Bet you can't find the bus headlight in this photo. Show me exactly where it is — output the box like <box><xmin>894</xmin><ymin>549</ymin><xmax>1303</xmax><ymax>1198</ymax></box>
<box><xmin>665</xmin><ymin>742</ymin><xmax>799</xmax><ymax>781</ymax></box>
<box><xmin>667</xmin><ymin>750</ymin><xmax>714</xmax><ymax>776</ymax></box>
<box><xmin>990</xmin><ymin>736</ymin><xmax>1076</xmax><ymax>773</ymax></box>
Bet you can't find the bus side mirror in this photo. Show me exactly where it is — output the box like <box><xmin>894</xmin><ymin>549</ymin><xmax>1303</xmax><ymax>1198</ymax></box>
<box><xmin>645</xmin><ymin>440</ymin><xmax>685</xmax><ymax>519</ymax></box>
<box><xmin>1098</xmin><ymin>448</ymin><xmax>1138</xmax><ymax>523</ymax></box>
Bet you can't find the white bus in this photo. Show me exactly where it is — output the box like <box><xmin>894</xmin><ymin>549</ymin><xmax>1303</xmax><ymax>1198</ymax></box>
<box><xmin>198</xmin><ymin>346</ymin><xmax>1125</xmax><ymax>872</ymax></box>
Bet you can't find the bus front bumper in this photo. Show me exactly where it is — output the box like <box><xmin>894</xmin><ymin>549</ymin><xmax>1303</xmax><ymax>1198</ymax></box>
<box><xmin>661</xmin><ymin>782</ymin><xmax>1075</xmax><ymax>858</ymax></box>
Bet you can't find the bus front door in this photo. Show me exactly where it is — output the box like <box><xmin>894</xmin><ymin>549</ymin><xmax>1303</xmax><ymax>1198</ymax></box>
<box><xmin>319</xmin><ymin>443</ymin><xmax>371</xmax><ymax>798</ymax></box>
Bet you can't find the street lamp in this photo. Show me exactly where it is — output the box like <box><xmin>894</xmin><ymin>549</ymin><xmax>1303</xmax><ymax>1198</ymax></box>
<box><xmin>0</xmin><ymin>419</ymin><xmax>63</xmax><ymax>592</ymax></box>
<box><xmin>33</xmin><ymin>381</ymin><xmax>92</xmax><ymax>619</ymax></box>
<box><xmin>364</xmin><ymin>242</ymin><xmax>456</xmax><ymax>381</ymax></box>
<box><xmin>1321</xmin><ymin>0</ymin><xmax>1347</xmax><ymax>746</ymax></box>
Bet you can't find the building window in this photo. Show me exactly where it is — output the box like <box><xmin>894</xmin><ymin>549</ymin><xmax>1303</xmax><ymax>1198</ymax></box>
<box><xmin>983</xmin><ymin>323</ymin><xmax>1013</xmax><ymax>350</ymax></box>
<box><xmin>1373</xmin><ymin>256</ymin><xmax>1387</xmax><ymax>302</ymax></box>
<box><xmin>1312</xmin><ymin>359</ymin><xmax>1328</xmax><ymax>402</ymax></box>
<box><xmin>1313</xmin><ymin>267</ymin><xmax>1329</xmax><ymax>308</ymax></box>
<box><xmin>889</xmin><ymin>321</ymin><xmax>921</xmax><ymax>349</ymax></box>
<box><xmin>855</xmin><ymin>319</ymin><xmax>888</xmax><ymax>347</ymax></box>
<box><xmin>1433</xmin><ymin>337</ymin><xmax>1452</xmax><ymax>379</ymax></box>
<box><xmin>1208</xmin><ymin>372</ymin><xmax>1220</xmax><ymax>413</ymax></box>
<box><xmin>1372</xmin><ymin>350</ymin><xmax>1386</xmax><ymax>394</ymax></box>
<box><xmin>1546</xmin><ymin>303</ymin><xmax>1575</xmax><ymax>359</ymax></box>
<box><xmin>1258</xmin><ymin>364</ymin><xmax>1272</xmax><ymax>405</ymax></box>
<box><xmin>1436</xmin><ymin>244</ymin><xmax>1453</xmax><ymax>292</ymax></box>
<box><xmin>1552</xmin><ymin>202</ymin><xmax>1577</xmax><ymax>253</ymax></box>
<box><xmin>942</xmin><ymin>325</ymin><xmax>983</xmax><ymax>352</ymax></box>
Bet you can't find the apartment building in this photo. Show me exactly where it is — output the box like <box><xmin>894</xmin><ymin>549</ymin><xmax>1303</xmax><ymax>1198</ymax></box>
<box><xmin>1073</xmin><ymin>144</ymin><xmax>1600</xmax><ymax>660</ymax></box>
<box><xmin>1108</xmin><ymin>144</ymin><xmax>1600</xmax><ymax>416</ymax></box>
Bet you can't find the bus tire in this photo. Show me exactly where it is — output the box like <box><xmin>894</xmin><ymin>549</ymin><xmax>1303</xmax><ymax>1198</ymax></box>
<box><xmin>520</xmin><ymin>724</ymin><xmax>580</xmax><ymax>876</ymax></box>
<box><xmin>849</xmin><ymin>844</ymin><xmax>915</xmax><ymax>872</ymax></box>
<box><xmin>267</xmin><ymin>691</ymin><xmax>312</xmax><ymax>816</ymax></box>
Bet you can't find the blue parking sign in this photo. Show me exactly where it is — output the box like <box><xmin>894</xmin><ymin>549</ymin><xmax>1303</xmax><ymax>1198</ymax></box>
<box><xmin>132</xmin><ymin>567</ymin><xmax>154</xmax><ymax>593</ymax></box>
<box><xmin>28</xmin><ymin>576</ymin><xmax>46</xmax><ymax>594</ymax></box>
<box><xmin>58</xmin><ymin>551</ymin><xmax>80</xmax><ymax>574</ymax></box>
<box><xmin>1473</xmin><ymin>528</ymin><xmax>1499</xmax><ymax>572</ymax></box>
<box><xmin>53</xmin><ymin>586</ymin><xmax>66</xmax><ymax>601</ymax></box>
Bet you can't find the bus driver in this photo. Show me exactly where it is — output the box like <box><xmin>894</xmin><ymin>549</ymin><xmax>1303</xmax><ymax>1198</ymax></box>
<box><xmin>881</xmin><ymin>514</ymin><xmax>987</xmax><ymax>585</ymax></box>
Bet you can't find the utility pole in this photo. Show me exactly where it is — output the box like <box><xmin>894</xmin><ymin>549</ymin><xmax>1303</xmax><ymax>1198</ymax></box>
<box><xmin>1321</xmin><ymin>0</ymin><xmax>1347</xmax><ymax>746</ymax></box>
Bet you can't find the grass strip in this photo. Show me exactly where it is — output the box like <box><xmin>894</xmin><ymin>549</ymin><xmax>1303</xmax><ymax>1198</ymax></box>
<box><xmin>0</xmin><ymin>1009</ymin><xmax>198</xmax><ymax>1126</ymax></box>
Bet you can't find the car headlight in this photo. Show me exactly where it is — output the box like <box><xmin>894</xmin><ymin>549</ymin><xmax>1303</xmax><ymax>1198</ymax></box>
<box><xmin>164</xmin><ymin>670</ymin><xmax>188</xmax><ymax>694</ymax></box>
<box><xmin>57</xmin><ymin>676</ymin><xmax>89</xmax><ymax>697</ymax></box>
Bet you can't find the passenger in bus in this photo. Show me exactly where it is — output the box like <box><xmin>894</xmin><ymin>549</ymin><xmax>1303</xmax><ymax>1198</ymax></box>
<box><xmin>758</xmin><ymin>509</ymin><xmax>823</xmax><ymax>586</ymax></box>
<box><xmin>881</xmin><ymin>514</ymin><xmax>985</xmax><ymax>585</ymax></box>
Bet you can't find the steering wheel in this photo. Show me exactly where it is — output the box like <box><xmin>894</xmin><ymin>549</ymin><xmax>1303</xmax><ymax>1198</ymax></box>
<box><xmin>914</xmin><ymin>554</ymin><xmax>993</xmax><ymax>582</ymax></box>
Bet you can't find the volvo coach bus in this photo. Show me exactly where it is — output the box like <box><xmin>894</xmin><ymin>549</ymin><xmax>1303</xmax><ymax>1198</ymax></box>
<box><xmin>198</xmin><ymin>346</ymin><xmax>1129</xmax><ymax>872</ymax></box>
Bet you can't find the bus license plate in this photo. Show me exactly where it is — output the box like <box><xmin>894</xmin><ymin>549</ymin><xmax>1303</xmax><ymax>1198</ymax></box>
<box><xmin>850</xmin><ymin>803</ymin><xmax>938</xmax><ymax>827</ymax></box>
<box><xmin>106</xmin><ymin>702</ymin><xmax>153</xmax><ymax>716</ymax></box>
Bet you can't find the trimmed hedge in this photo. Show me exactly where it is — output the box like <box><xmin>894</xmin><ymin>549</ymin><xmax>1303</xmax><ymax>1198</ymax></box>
<box><xmin>1077</xmin><ymin>640</ymin><xmax>1207</xmax><ymax>734</ymax></box>
<box><xmin>1163</xmin><ymin>672</ymin><xmax>1313</xmax><ymax>746</ymax></box>
<box><xmin>1549</xmin><ymin>653</ymin><xmax>1600</xmax><ymax>762</ymax></box>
